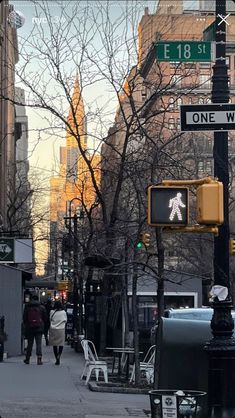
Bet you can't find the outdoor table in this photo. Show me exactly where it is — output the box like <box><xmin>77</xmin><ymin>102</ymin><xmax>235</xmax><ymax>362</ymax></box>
<box><xmin>106</xmin><ymin>347</ymin><xmax>142</xmax><ymax>381</ymax></box>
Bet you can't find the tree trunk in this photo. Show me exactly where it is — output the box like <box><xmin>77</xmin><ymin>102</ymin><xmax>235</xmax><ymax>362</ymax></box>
<box><xmin>99</xmin><ymin>275</ymin><xmax>109</xmax><ymax>354</ymax></box>
<box><xmin>132</xmin><ymin>265</ymin><xmax>141</xmax><ymax>385</ymax></box>
<box><xmin>123</xmin><ymin>239</ymin><xmax>130</xmax><ymax>347</ymax></box>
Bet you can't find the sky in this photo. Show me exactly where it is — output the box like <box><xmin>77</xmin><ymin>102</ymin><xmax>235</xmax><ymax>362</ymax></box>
<box><xmin>11</xmin><ymin>0</ymin><xmax>200</xmax><ymax>179</ymax></box>
<box><xmin>9</xmin><ymin>0</ymin><xmax>201</xmax><ymax>274</ymax></box>
<box><xmin>12</xmin><ymin>1</ymin><xmax>155</xmax><ymax>175</ymax></box>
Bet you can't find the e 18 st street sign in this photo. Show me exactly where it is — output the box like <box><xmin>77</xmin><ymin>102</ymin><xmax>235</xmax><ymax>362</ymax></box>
<box><xmin>155</xmin><ymin>41</ymin><xmax>212</xmax><ymax>62</ymax></box>
<box><xmin>180</xmin><ymin>104</ymin><xmax>235</xmax><ymax>132</ymax></box>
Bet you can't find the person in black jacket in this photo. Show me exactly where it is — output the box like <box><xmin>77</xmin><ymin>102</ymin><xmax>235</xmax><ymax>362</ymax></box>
<box><xmin>23</xmin><ymin>294</ymin><xmax>47</xmax><ymax>365</ymax></box>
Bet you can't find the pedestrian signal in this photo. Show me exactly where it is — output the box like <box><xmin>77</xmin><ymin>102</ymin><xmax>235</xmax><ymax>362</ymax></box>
<box><xmin>148</xmin><ymin>186</ymin><xmax>189</xmax><ymax>226</ymax></box>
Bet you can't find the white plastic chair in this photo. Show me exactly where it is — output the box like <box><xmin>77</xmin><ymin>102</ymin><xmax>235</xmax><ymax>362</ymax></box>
<box><xmin>129</xmin><ymin>345</ymin><xmax>156</xmax><ymax>384</ymax></box>
<box><xmin>81</xmin><ymin>339</ymin><xmax>108</xmax><ymax>385</ymax></box>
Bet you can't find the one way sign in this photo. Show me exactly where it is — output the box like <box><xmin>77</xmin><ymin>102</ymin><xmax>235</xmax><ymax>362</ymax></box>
<box><xmin>180</xmin><ymin>103</ymin><xmax>235</xmax><ymax>132</ymax></box>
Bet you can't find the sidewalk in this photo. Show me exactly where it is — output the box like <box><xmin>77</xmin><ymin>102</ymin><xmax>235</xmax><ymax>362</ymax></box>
<box><xmin>0</xmin><ymin>340</ymin><xmax>150</xmax><ymax>418</ymax></box>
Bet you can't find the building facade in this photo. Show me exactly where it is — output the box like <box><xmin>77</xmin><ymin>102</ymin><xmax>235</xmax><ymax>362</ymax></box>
<box><xmin>48</xmin><ymin>76</ymin><xmax>101</xmax><ymax>280</ymax></box>
<box><xmin>0</xmin><ymin>2</ymin><xmax>19</xmax><ymax>229</ymax></box>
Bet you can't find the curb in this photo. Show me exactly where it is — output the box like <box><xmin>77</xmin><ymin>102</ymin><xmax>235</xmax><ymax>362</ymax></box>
<box><xmin>88</xmin><ymin>381</ymin><xmax>150</xmax><ymax>394</ymax></box>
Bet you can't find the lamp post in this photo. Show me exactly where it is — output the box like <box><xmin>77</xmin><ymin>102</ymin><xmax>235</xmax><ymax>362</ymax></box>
<box><xmin>64</xmin><ymin>198</ymin><xmax>84</xmax><ymax>339</ymax></box>
<box><xmin>205</xmin><ymin>1</ymin><xmax>235</xmax><ymax>416</ymax></box>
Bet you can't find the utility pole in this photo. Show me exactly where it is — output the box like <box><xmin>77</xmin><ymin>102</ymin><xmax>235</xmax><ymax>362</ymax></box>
<box><xmin>72</xmin><ymin>213</ymin><xmax>79</xmax><ymax>338</ymax></box>
<box><xmin>205</xmin><ymin>1</ymin><xmax>235</xmax><ymax>416</ymax></box>
<box><xmin>64</xmin><ymin>198</ymin><xmax>84</xmax><ymax>339</ymax></box>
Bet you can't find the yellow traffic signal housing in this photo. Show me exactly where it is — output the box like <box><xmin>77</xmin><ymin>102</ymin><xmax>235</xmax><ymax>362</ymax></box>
<box><xmin>196</xmin><ymin>182</ymin><xmax>224</xmax><ymax>225</ymax></box>
<box><xmin>142</xmin><ymin>232</ymin><xmax>151</xmax><ymax>247</ymax></box>
<box><xmin>229</xmin><ymin>239</ymin><xmax>235</xmax><ymax>255</ymax></box>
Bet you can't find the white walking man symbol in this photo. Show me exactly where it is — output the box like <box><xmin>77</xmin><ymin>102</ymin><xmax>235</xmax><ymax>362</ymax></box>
<box><xmin>169</xmin><ymin>192</ymin><xmax>186</xmax><ymax>221</ymax></box>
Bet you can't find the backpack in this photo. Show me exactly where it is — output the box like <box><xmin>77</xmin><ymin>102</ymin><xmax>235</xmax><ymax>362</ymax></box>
<box><xmin>27</xmin><ymin>306</ymin><xmax>43</xmax><ymax>328</ymax></box>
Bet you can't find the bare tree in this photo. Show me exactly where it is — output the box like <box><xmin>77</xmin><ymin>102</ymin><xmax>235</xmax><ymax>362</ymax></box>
<box><xmin>1</xmin><ymin>1</ymin><xmax>221</xmax><ymax>386</ymax></box>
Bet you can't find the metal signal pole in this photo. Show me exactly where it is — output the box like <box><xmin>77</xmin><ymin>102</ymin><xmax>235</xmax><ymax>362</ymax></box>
<box><xmin>205</xmin><ymin>1</ymin><xmax>235</xmax><ymax>416</ymax></box>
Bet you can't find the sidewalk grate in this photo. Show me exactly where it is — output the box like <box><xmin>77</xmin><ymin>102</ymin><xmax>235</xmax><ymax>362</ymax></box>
<box><xmin>125</xmin><ymin>408</ymin><xmax>151</xmax><ymax>416</ymax></box>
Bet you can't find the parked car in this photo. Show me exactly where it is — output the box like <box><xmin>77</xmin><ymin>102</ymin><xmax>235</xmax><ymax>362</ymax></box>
<box><xmin>165</xmin><ymin>307</ymin><xmax>215</xmax><ymax>321</ymax></box>
<box><xmin>150</xmin><ymin>307</ymin><xmax>235</xmax><ymax>344</ymax></box>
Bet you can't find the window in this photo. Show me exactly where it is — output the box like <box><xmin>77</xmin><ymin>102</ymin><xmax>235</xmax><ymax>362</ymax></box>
<box><xmin>199</xmin><ymin>75</ymin><xmax>211</xmax><ymax>89</ymax></box>
<box><xmin>199</xmin><ymin>97</ymin><xmax>204</xmax><ymax>104</ymax></box>
<box><xmin>185</xmin><ymin>63</ymin><xmax>196</xmax><ymax>69</ymax></box>
<box><xmin>141</xmin><ymin>85</ymin><xmax>147</xmax><ymax>100</ymax></box>
<box><xmin>168</xmin><ymin>97</ymin><xmax>174</xmax><ymax>111</ymax></box>
<box><xmin>177</xmin><ymin>118</ymin><xmax>181</xmax><ymax>130</ymax></box>
<box><xmin>188</xmin><ymin>97</ymin><xmax>193</xmax><ymax>104</ymax></box>
<box><xmin>172</xmin><ymin>75</ymin><xmax>181</xmax><ymax>87</ymax></box>
<box><xmin>170</xmin><ymin>61</ymin><xmax>180</xmax><ymax>68</ymax></box>
<box><xmin>198</xmin><ymin>161</ymin><xmax>204</xmax><ymax>174</ymax></box>
<box><xmin>200</xmin><ymin>62</ymin><xmax>211</xmax><ymax>69</ymax></box>
<box><xmin>128</xmin><ymin>296</ymin><xmax>158</xmax><ymax>330</ymax></box>
<box><xmin>168</xmin><ymin>118</ymin><xmax>175</xmax><ymax>130</ymax></box>
<box><xmin>205</xmin><ymin>138</ymin><xmax>212</xmax><ymax>152</ymax></box>
<box><xmin>226</xmin><ymin>56</ymin><xmax>230</xmax><ymax>68</ymax></box>
<box><xmin>177</xmin><ymin>97</ymin><xmax>182</xmax><ymax>110</ymax></box>
<box><xmin>205</xmin><ymin>160</ymin><xmax>212</xmax><ymax>174</ymax></box>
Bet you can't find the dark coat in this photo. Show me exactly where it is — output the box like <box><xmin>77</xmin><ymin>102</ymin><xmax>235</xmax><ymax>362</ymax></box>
<box><xmin>23</xmin><ymin>300</ymin><xmax>47</xmax><ymax>336</ymax></box>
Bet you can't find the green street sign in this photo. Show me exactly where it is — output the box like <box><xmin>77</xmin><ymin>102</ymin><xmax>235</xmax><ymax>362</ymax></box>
<box><xmin>155</xmin><ymin>41</ymin><xmax>212</xmax><ymax>62</ymax></box>
<box><xmin>0</xmin><ymin>238</ymin><xmax>14</xmax><ymax>262</ymax></box>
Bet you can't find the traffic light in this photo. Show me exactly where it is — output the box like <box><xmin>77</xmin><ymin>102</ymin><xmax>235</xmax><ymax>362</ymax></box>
<box><xmin>229</xmin><ymin>239</ymin><xmax>235</xmax><ymax>255</ymax></box>
<box><xmin>136</xmin><ymin>239</ymin><xmax>143</xmax><ymax>249</ymax></box>
<box><xmin>148</xmin><ymin>186</ymin><xmax>189</xmax><ymax>226</ymax></box>
<box><xmin>196</xmin><ymin>182</ymin><xmax>223</xmax><ymax>225</ymax></box>
<box><xmin>136</xmin><ymin>232</ymin><xmax>151</xmax><ymax>249</ymax></box>
<box><xmin>142</xmin><ymin>232</ymin><xmax>151</xmax><ymax>247</ymax></box>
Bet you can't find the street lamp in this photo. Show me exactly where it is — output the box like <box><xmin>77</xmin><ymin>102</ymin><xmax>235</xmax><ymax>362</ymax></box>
<box><xmin>64</xmin><ymin>198</ymin><xmax>84</xmax><ymax>340</ymax></box>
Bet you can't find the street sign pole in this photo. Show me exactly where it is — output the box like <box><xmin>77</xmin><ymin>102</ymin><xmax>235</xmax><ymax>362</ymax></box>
<box><xmin>205</xmin><ymin>1</ymin><xmax>235</xmax><ymax>417</ymax></box>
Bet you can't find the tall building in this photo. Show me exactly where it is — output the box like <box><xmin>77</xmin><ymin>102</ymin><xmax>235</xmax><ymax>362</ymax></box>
<box><xmin>0</xmin><ymin>2</ymin><xmax>19</xmax><ymax>229</ymax></box>
<box><xmin>66</xmin><ymin>77</ymin><xmax>87</xmax><ymax>181</ymax></box>
<box><xmin>15</xmin><ymin>87</ymin><xmax>31</xmax><ymax>236</ymax></box>
<box><xmin>48</xmin><ymin>76</ymin><xmax>100</xmax><ymax>279</ymax></box>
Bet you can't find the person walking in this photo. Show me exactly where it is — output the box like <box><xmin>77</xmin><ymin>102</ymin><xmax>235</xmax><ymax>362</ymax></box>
<box><xmin>23</xmin><ymin>294</ymin><xmax>47</xmax><ymax>365</ymax></box>
<box><xmin>49</xmin><ymin>300</ymin><xmax>67</xmax><ymax>365</ymax></box>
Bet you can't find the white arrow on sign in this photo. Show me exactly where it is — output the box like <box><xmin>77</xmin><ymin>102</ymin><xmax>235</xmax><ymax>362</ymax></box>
<box><xmin>0</xmin><ymin>244</ymin><xmax>12</xmax><ymax>254</ymax></box>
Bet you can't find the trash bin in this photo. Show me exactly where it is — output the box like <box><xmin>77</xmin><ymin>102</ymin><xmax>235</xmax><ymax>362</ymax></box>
<box><xmin>149</xmin><ymin>389</ymin><xmax>207</xmax><ymax>418</ymax></box>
